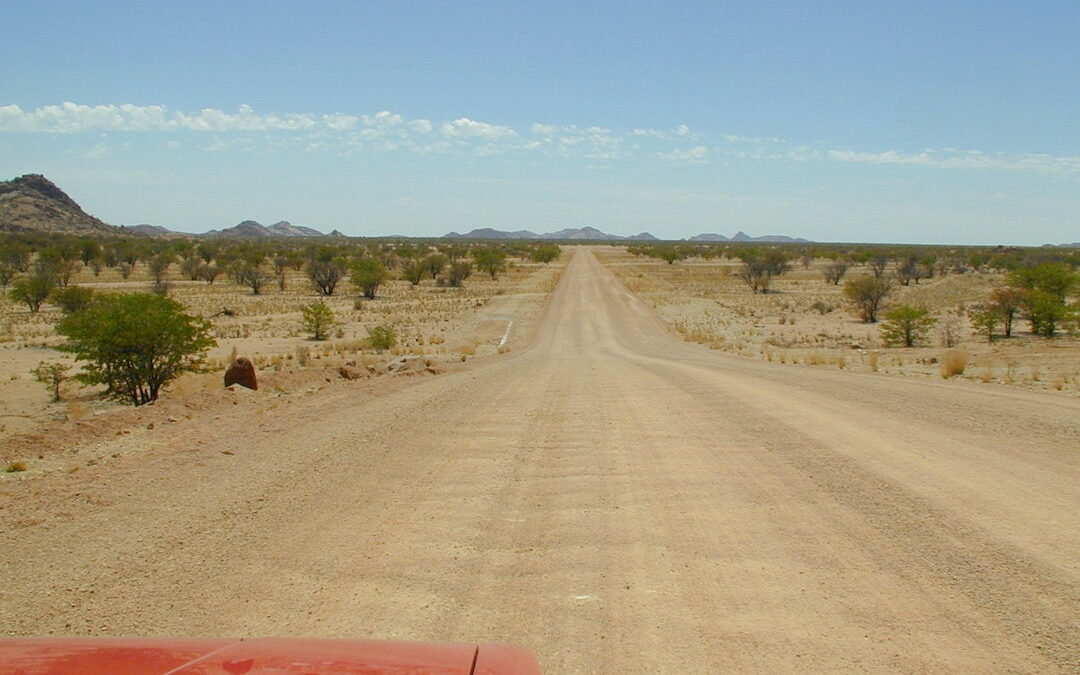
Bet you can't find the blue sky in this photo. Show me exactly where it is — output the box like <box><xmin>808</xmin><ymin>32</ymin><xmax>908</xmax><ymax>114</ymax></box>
<box><xmin>2</xmin><ymin>1</ymin><xmax>1078</xmax><ymax>244</ymax></box>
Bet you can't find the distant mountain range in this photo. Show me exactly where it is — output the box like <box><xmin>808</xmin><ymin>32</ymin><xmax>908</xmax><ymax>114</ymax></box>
<box><xmin>444</xmin><ymin>227</ymin><xmax>810</xmax><ymax>243</ymax></box>
<box><xmin>688</xmin><ymin>231</ymin><xmax>812</xmax><ymax>243</ymax></box>
<box><xmin>203</xmin><ymin>219</ymin><xmax>341</xmax><ymax>238</ymax></box>
<box><xmin>444</xmin><ymin>226</ymin><xmax>659</xmax><ymax>241</ymax></box>
<box><xmin>0</xmin><ymin>173</ymin><xmax>844</xmax><ymax>245</ymax></box>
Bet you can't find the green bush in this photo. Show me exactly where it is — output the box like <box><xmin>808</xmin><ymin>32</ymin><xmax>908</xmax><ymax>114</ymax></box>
<box><xmin>57</xmin><ymin>293</ymin><xmax>216</xmax><ymax>406</ymax></box>
<box><xmin>530</xmin><ymin>244</ymin><xmax>561</xmax><ymax>264</ymax></box>
<box><xmin>301</xmin><ymin>300</ymin><xmax>335</xmax><ymax>341</ymax></box>
<box><xmin>351</xmin><ymin>258</ymin><xmax>389</xmax><ymax>299</ymax></box>
<box><xmin>367</xmin><ymin>324</ymin><xmax>397</xmax><ymax>351</ymax></box>
<box><xmin>880</xmin><ymin>305</ymin><xmax>936</xmax><ymax>347</ymax></box>
<box><xmin>50</xmin><ymin>285</ymin><xmax>95</xmax><ymax>314</ymax></box>
<box><xmin>9</xmin><ymin>272</ymin><xmax>55</xmax><ymax>313</ymax></box>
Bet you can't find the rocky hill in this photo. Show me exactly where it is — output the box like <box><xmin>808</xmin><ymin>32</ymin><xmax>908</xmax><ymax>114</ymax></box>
<box><xmin>0</xmin><ymin>174</ymin><xmax>116</xmax><ymax>234</ymax></box>
<box><xmin>204</xmin><ymin>220</ymin><xmax>327</xmax><ymax>238</ymax></box>
<box><xmin>444</xmin><ymin>226</ymin><xmax>662</xmax><ymax>241</ymax></box>
<box><xmin>689</xmin><ymin>231</ymin><xmax>812</xmax><ymax>243</ymax></box>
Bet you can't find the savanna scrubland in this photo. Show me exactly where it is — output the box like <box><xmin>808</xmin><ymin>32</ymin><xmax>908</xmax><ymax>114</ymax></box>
<box><xmin>597</xmin><ymin>243</ymin><xmax>1080</xmax><ymax>394</ymax></box>
<box><xmin>0</xmin><ymin>235</ymin><xmax>564</xmax><ymax>469</ymax></box>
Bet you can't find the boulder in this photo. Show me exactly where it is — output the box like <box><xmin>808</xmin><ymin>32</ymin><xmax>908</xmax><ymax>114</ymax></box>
<box><xmin>338</xmin><ymin>365</ymin><xmax>366</xmax><ymax>380</ymax></box>
<box><xmin>224</xmin><ymin>357</ymin><xmax>258</xmax><ymax>390</ymax></box>
<box><xmin>386</xmin><ymin>357</ymin><xmax>428</xmax><ymax>374</ymax></box>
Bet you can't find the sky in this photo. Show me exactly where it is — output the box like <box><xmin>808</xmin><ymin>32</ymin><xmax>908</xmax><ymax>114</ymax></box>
<box><xmin>2</xmin><ymin>1</ymin><xmax>1078</xmax><ymax>245</ymax></box>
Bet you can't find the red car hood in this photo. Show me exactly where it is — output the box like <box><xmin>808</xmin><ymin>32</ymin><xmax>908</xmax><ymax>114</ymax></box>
<box><xmin>0</xmin><ymin>637</ymin><xmax>540</xmax><ymax>674</ymax></box>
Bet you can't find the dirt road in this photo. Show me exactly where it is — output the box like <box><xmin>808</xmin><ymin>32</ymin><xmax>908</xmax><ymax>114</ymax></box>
<box><xmin>2</xmin><ymin>249</ymin><xmax>1078</xmax><ymax>672</ymax></box>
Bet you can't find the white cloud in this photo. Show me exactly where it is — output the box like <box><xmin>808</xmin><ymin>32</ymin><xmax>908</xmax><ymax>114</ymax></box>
<box><xmin>657</xmin><ymin>145</ymin><xmax>709</xmax><ymax>163</ymax></box>
<box><xmin>4</xmin><ymin>101</ymin><xmax>1075</xmax><ymax>175</ymax></box>
<box><xmin>440</xmin><ymin>117</ymin><xmax>516</xmax><ymax>139</ymax></box>
<box><xmin>828</xmin><ymin>148</ymin><xmax>1080</xmax><ymax>174</ymax></box>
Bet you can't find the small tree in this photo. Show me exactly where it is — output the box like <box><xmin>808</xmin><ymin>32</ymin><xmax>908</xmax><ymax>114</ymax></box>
<box><xmin>9</xmin><ymin>272</ymin><xmax>56</xmax><ymax>313</ymax></box>
<box><xmin>198</xmin><ymin>263</ymin><xmax>222</xmax><ymax>285</ymax></box>
<box><xmin>736</xmin><ymin>259</ymin><xmax>772</xmax><ymax>293</ymax></box>
<box><xmin>301</xmin><ymin>300</ymin><xmax>335</xmax><ymax>340</ymax></box>
<box><xmin>57</xmin><ymin>293</ymin><xmax>216</xmax><ymax>406</ymax></box>
<box><xmin>0</xmin><ymin>263</ymin><xmax>18</xmax><ymax>289</ymax></box>
<box><xmin>880</xmin><ymin>306</ymin><xmax>937</xmax><ymax>347</ymax></box>
<box><xmin>969</xmin><ymin>308</ymin><xmax>999</xmax><ymax>343</ymax></box>
<box><xmin>988</xmin><ymin>287</ymin><xmax>1023</xmax><ymax>337</ymax></box>
<box><xmin>351</xmin><ymin>258</ymin><xmax>389</xmax><ymax>299</ymax></box>
<box><xmin>473</xmin><ymin>248</ymin><xmax>507</xmax><ymax>279</ymax></box>
<box><xmin>423</xmin><ymin>254</ymin><xmax>449</xmax><ymax>279</ymax></box>
<box><xmin>444</xmin><ymin>261</ymin><xmax>473</xmax><ymax>287</ymax></box>
<box><xmin>147</xmin><ymin>253</ymin><xmax>174</xmax><ymax>284</ymax></box>
<box><xmin>308</xmin><ymin>259</ymin><xmax>346</xmax><ymax>296</ymax></box>
<box><xmin>401</xmin><ymin>260</ymin><xmax>427</xmax><ymax>286</ymax></box>
<box><xmin>823</xmin><ymin>261</ymin><xmax>848</xmax><ymax>285</ymax></box>
<box><xmin>233</xmin><ymin>262</ymin><xmax>272</xmax><ymax>295</ymax></box>
<box><xmin>844</xmin><ymin>276</ymin><xmax>892</xmax><ymax>323</ymax></box>
<box><xmin>32</xmin><ymin>361</ymin><xmax>71</xmax><ymax>402</ymax></box>
<box><xmin>1023</xmin><ymin>290</ymin><xmax>1074</xmax><ymax>338</ymax></box>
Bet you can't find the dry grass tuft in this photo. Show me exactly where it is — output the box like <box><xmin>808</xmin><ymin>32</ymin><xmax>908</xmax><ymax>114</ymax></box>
<box><xmin>940</xmin><ymin>350</ymin><xmax>968</xmax><ymax>378</ymax></box>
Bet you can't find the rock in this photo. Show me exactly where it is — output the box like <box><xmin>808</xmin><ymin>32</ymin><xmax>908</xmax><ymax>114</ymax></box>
<box><xmin>224</xmin><ymin>357</ymin><xmax>258</xmax><ymax>390</ymax></box>
<box><xmin>386</xmin><ymin>357</ymin><xmax>428</xmax><ymax>374</ymax></box>
<box><xmin>338</xmin><ymin>366</ymin><xmax>366</xmax><ymax>380</ymax></box>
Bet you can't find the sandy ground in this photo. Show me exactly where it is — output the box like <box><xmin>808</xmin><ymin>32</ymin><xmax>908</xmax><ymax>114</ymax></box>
<box><xmin>1</xmin><ymin>248</ymin><xmax>1077</xmax><ymax>673</ymax></box>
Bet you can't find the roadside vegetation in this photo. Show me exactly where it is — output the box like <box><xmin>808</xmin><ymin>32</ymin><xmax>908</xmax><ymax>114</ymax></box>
<box><xmin>0</xmin><ymin>233</ymin><xmax>566</xmax><ymax>446</ymax></box>
<box><xmin>610</xmin><ymin>242</ymin><xmax>1079</xmax><ymax>391</ymax></box>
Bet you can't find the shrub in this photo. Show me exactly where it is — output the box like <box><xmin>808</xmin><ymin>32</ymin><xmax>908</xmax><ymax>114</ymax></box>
<box><xmin>423</xmin><ymin>254</ymin><xmax>449</xmax><ymax>279</ymax></box>
<box><xmin>57</xmin><ymin>293</ymin><xmax>216</xmax><ymax>406</ymax></box>
<box><xmin>940</xmin><ymin>350</ymin><xmax>968</xmax><ymax>378</ymax></box>
<box><xmin>49</xmin><ymin>285</ymin><xmax>95</xmax><ymax>314</ymax></box>
<box><xmin>301</xmin><ymin>300</ymin><xmax>335</xmax><ymax>341</ymax></box>
<box><xmin>443</xmin><ymin>261</ymin><xmax>473</xmax><ymax>287</ymax></box>
<box><xmin>31</xmin><ymin>361</ymin><xmax>71</xmax><ymax>402</ymax></box>
<box><xmin>844</xmin><ymin>276</ymin><xmax>892</xmax><ymax>322</ymax></box>
<box><xmin>401</xmin><ymin>260</ymin><xmax>427</xmax><ymax>285</ymax></box>
<box><xmin>367</xmin><ymin>324</ymin><xmax>397</xmax><ymax>351</ymax></box>
<box><xmin>530</xmin><ymin>244</ymin><xmax>561</xmax><ymax>264</ymax></box>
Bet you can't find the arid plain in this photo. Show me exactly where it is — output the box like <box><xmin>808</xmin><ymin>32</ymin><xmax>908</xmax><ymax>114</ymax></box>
<box><xmin>2</xmin><ymin>247</ymin><xmax>1077</xmax><ymax>673</ymax></box>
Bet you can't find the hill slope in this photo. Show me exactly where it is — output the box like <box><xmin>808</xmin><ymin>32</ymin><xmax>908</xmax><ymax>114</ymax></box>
<box><xmin>0</xmin><ymin>174</ymin><xmax>115</xmax><ymax>234</ymax></box>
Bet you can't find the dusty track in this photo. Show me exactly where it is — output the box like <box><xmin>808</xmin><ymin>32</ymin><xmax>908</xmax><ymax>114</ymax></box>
<box><xmin>2</xmin><ymin>249</ymin><xmax>1078</xmax><ymax>672</ymax></box>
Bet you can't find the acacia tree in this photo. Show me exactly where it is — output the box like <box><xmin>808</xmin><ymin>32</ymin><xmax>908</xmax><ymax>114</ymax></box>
<box><xmin>880</xmin><ymin>306</ymin><xmax>936</xmax><ymax>347</ymax></box>
<box><xmin>844</xmin><ymin>276</ymin><xmax>892</xmax><ymax>323</ymax></box>
<box><xmin>823</xmin><ymin>261</ymin><xmax>848</xmax><ymax>285</ymax></box>
<box><xmin>308</xmin><ymin>259</ymin><xmax>346</xmax><ymax>296</ymax></box>
<box><xmin>351</xmin><ymin>258</ymin><xmax>389</xmax><ymax>299</ymax></box>
<box><xmin>9</xmin><ymin>268</ymin><xmax>55</xmax><ymax>312</ymax></box>
<box><xmin>473</xmin><ymin>248</ymin><xmax>507</xmax><ymax>279</ymax></box>
<box><xmin>57</xmin><ymin>293</ymin><xmax>215</xmax><ymax>406</ymax></box>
